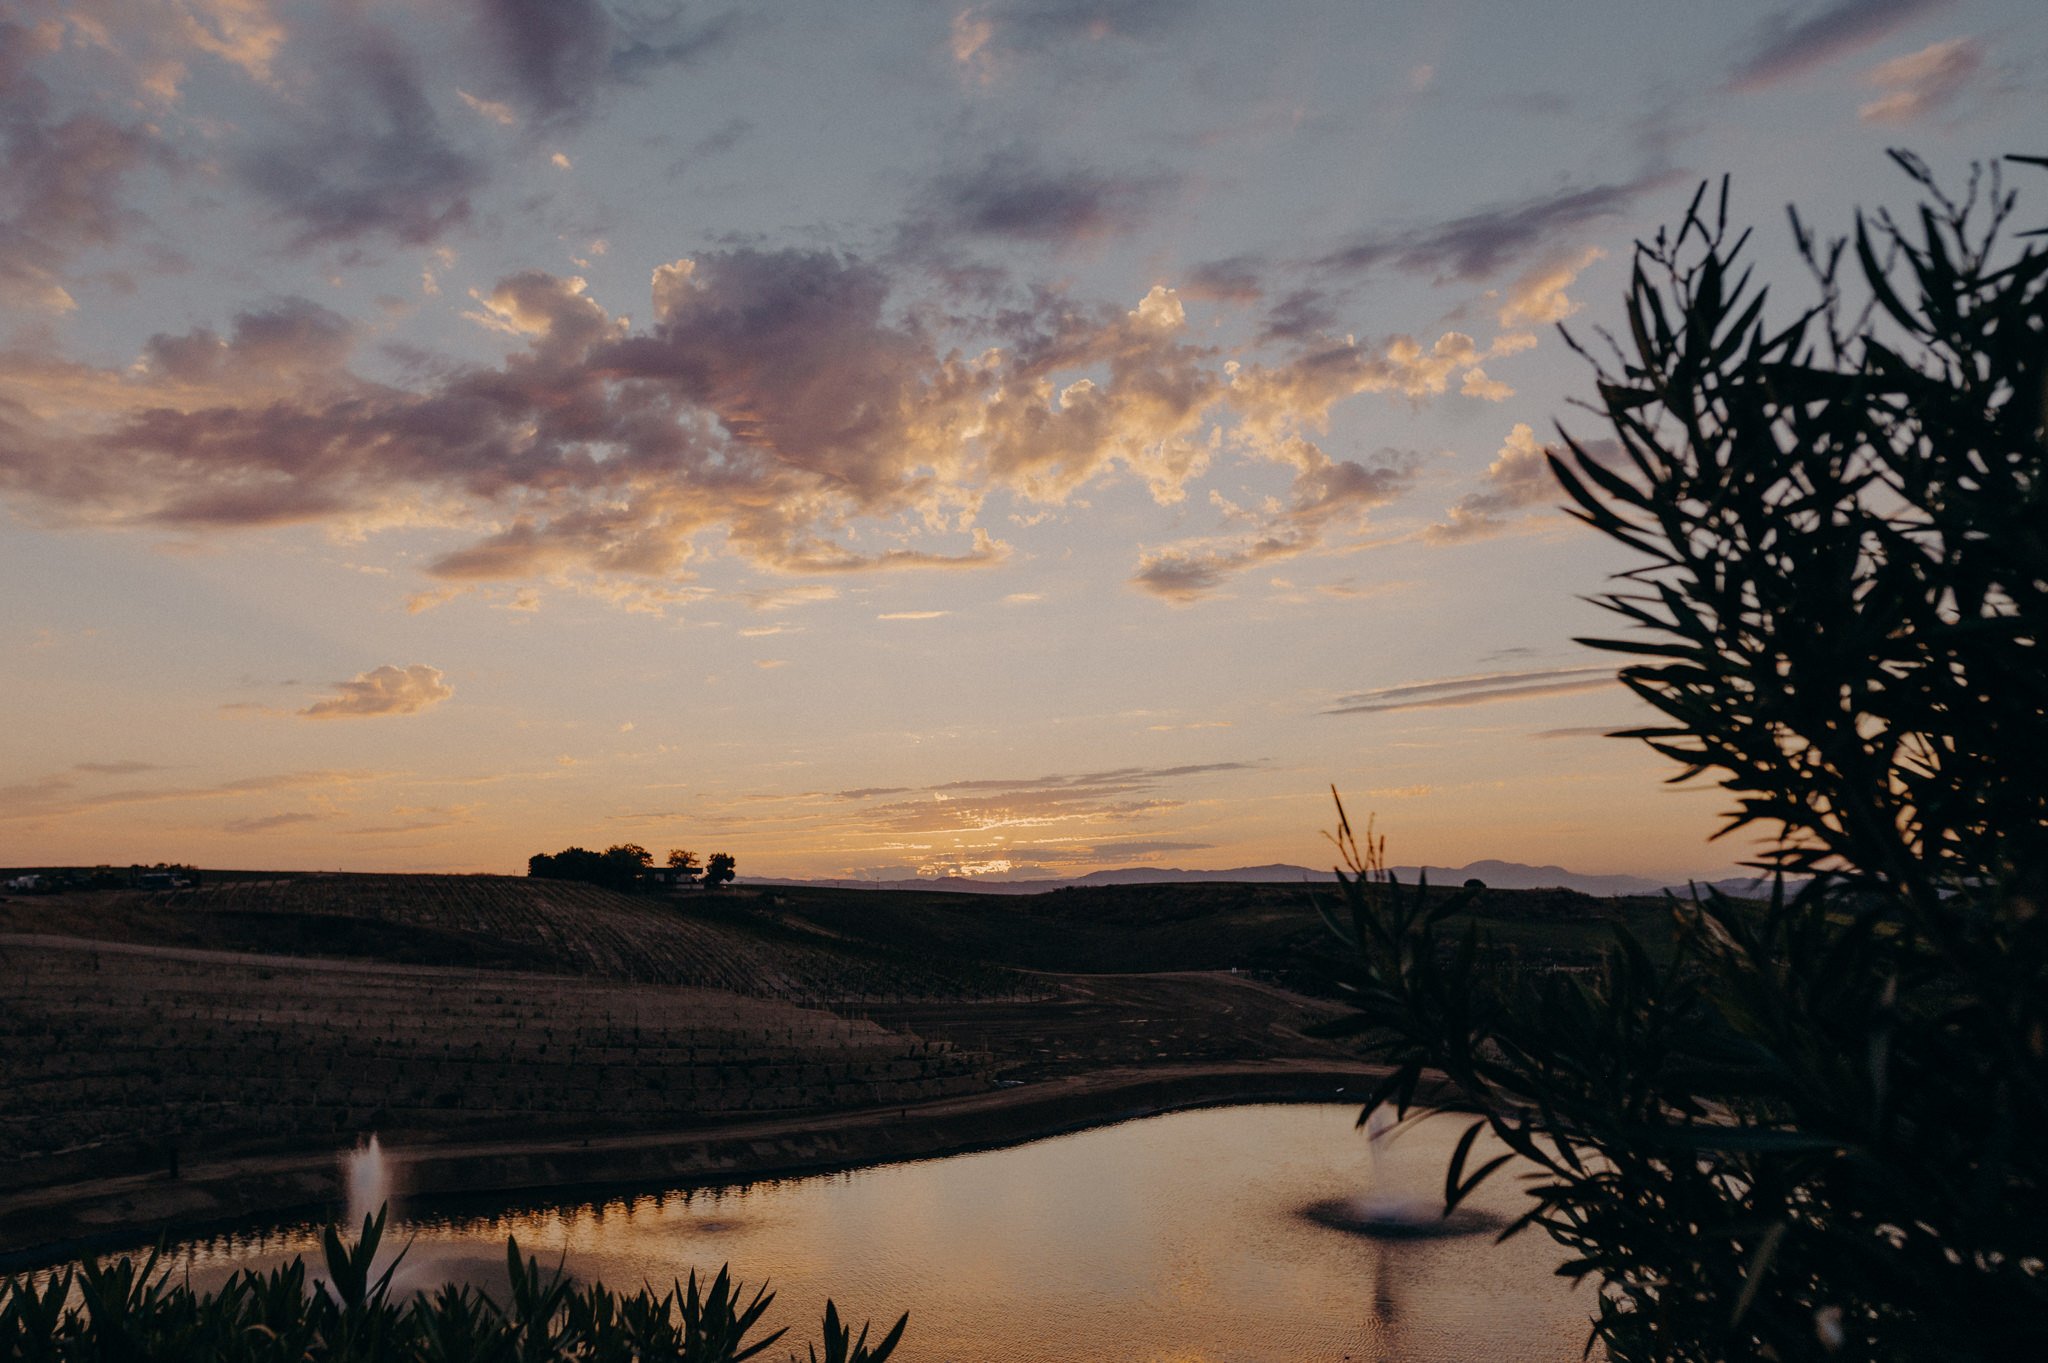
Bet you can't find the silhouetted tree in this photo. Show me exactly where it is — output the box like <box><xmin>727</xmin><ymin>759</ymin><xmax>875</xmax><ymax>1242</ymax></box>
<box><xmin>702</xmin><ymin>852</ymin><xmax>736</xmax><ymax>889</ymax></box>
<box><xmin>1323</xmin><ymin>154</ymin><xmax>2046</xmax><ymax>1361</ymax></box>
<box><xmin>606</xmin><ymin>843</ymin><xmax>653</xmax><ymax>881</ymax></box>
<box><xmin>527</xmin><ymin>844</ymin><xmax>657</xmax><ymax>892</ymax></box>
<box><xmin>666</xmin><ymin>848</ymin><xmax>702</xmax><ymax>885</ymax></box>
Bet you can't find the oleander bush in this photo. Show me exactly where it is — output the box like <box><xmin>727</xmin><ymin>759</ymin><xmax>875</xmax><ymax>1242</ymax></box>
<box><xmin>0</xmin><ymin>1211</ymin><xmax>905</xmax><ymax>1363</ymax></box>
<box><xmin>1322</xmin><ymin>153</ymin><xmax>2046</xmax><ymax>1361</ymax></box>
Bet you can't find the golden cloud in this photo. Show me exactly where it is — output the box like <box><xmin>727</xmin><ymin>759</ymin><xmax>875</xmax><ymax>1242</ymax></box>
<box><xmin>299</xmin><ymin>664</ymin><xmax>454</xmax><ymax>719</ymax></box>
<box><xmin>0</xmin><ymin>251</ymin><xmax>1538</xmax><ymax>607</ymax></box>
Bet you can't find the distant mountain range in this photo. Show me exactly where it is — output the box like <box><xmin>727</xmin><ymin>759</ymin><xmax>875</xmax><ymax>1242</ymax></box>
<box><xmin>741</xmin><ymin>859</ymin><xmax>1796</xmax><ymax>900</ymax></box>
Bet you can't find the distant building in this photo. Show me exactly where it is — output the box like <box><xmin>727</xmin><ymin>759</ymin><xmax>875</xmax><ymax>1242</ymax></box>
<box><xmin>645</xmin><ymin>866</ymin><xmax>699</xmax><ymax>889</ymax></box>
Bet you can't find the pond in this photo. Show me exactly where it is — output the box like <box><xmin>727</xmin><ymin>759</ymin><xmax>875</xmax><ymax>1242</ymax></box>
<box><xmin>144</xmin><ymin>1104</ymin><xmax>1595</xmax><ymax>1362</ymax></box>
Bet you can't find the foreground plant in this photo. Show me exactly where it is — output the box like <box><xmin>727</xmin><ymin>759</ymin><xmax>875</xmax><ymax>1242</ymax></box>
<box><xmin>1322</xmin><ymin>153</ymin><xmax>2046</xmax><ymax>1362</ymax></box>
<box><xmin>0</xmin><ymin>1210</ymin><xmax>906</xmax><ymax>1363</ymax></box>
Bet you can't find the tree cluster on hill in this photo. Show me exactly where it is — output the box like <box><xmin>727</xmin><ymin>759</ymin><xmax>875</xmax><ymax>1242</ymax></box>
<box><xmin>660</xmin><ymin>849</ymin><xmax>735</xmax><ymax>887</ymax></box>
<box><xmin>526</xmin><ymin>843</ymin><xmax>736</xmax><ymax>891</ymax></box>
<box><xmin>1324</xmin><ymin>153</ymin><xmax>2045</xmax><ymax>1361</ymax></box>
<box><xmin>526</xmin><ymin>844</ymin><xmax>653</xmax><ymax>892</ymax></box>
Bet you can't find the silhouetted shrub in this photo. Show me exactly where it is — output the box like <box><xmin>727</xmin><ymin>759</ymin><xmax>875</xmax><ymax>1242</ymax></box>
<box><xmin>3</xmin><ymin>1211</ymin><xmax>907</xmax><ymax>1362</ymax></box>
<box><xmin>1323</xmin><ymin>154</ymin><xmax>2046</xmax><ymax>1361</ymax></box>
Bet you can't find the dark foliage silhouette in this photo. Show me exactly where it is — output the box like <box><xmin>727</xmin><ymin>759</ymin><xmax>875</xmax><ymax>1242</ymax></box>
<box><xmin>1322</xmin><ymin>153</ymin><xmax>2046</xmax><ymax>1361</ymax></box>
<box><xmin>703</xmin><ymin>853</ymin><xmax>736</xmax><ymax>890</ymax></box>
<box><xmin>2</xmin><ymin>1209</ymin><xmax>907</xmax><ymax>1362</ymax></box>
<box><xmin>526</xmin><ymin>844</ymin><xmax>653</xmax><ymax>892</ymax></box>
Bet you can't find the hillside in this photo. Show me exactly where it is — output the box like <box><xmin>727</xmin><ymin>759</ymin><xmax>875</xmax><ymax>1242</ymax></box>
<box><xmin>0</xmin><ymin>872</ymin><xmax>1403</xmax><ymax>1235</ymax></box>
<box><xmin>0</xmin><ymin>870</ymin><xmax>1667</xmax><ymax>1000</ymax></box>
<box><xmin>747</xmin><ymin>876</ymin><xmax>1666</xmax><ymax>989</ymax></box>
<box><xmin>0</xmin><ymin>874</ymin><xmax>1028</xmax><ymax>1004</ymax></box>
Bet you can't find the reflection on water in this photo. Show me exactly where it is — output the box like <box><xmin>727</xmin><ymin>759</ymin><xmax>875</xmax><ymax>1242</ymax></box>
<box><xmin>150</xmin><ymin>1104</ymin><xmax>1594</xmax><ymax>1363</ymax></box>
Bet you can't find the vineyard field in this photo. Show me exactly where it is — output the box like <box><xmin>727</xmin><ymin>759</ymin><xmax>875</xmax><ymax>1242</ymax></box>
<box><xmin>0</xmin><ymin>939</ymin><xmax>989</xmax><ymax>1181</ymax></box>
<box><xmin>0</xmin><ymin>874</ymin><xmax>1033</xmax><ymax>1005</ymax></box>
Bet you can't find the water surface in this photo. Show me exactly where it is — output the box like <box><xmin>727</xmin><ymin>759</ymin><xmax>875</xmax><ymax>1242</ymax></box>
<box><xmin>158</xmin><ymin>1104</ymin><xmax>1595</xmax><ymax>1362</ymax></box>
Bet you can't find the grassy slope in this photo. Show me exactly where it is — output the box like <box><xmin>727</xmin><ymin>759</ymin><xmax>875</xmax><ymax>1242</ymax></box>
<box><xmin>0</xmin><ymin>876</ymin><xmax>1028</xmax><ymax>1003</ymax></box>
<box><xmin>0</xmin><ymin>871</ymin><xmax>1674</xmax><ymax>1187</ymax></box>
<box><xmin>749</xmin><ymin>878</ymin><xmax>1677</xmax><ymax>990</ymax></box>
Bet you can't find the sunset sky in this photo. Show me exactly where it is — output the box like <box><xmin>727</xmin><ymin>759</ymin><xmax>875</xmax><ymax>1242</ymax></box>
<box><xmin>2</xmin><ymin>0</ymin><xmax>2042</xmax><ymax>881</ymax></box>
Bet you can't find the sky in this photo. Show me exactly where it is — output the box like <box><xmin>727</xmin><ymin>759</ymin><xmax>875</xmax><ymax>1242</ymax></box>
<box><xmin>1</xmin><ymin>0</ymin><xmax>2042</xmax><ymax>882</ymax></box>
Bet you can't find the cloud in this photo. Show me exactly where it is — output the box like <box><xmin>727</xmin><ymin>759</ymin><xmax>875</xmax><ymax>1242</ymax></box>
<box><xmin>0</xmin><ymin>239</ymin><xmax>1510</xmax><ymax>606</ymax></box>
<box><xmin>877</xmin><ymin>610</ymin><xmax>950</xmax><ymax>620</ymax></box>
<box><xmin>1182</xmin><ymin>256</ymin><xmax>1264</xmax><ymax>303</ymax></box>
<box><xmin>1459</xmin><ymin>368</ymin><xmax>1513</xmax><ymax>401</ymax></box>
<box><xmin>950</xmin><ymin>0</ymin><xmax>1195</xmax><ymax>80</ymax></box>
<box><xmin>458</xmin><ymin>89</ymin><xmax>519</xmax><ymax>125</ymax></box>
<box><xmin>32</xmin><ymin>1</ymin><xmax>288</xmax><ymax>102</ymax></box>
<box><xmin>1427</xmin><ymin>427</ymin><xmax>1627</xmax><ymax>545</ymax></box>
<box><xmin>922</xmin><ymin>761</ymin><xmax>1255</xmax><ymax>795</ymax></box>
<box><xmin>1257</xmin><ymin>289</ymin><xmax>1341</xmax><ymax>344</ymax></box>
<box><xmin>298</xmin><ymin>664</ymin><xmax>454</xmax><ymax>719</ymax></box>
<box><xmin>1228</xmin><ymin>331</ymin><xmax>1525</xmax><ymax>428</ymax></box>
<box><xmin>1322</xmin><ymin>174</ymin><xmax>1670</xmax><ymax>283</ymax></box>
<box><xmin>465</xmin><ymin>0</ymin><xmax>745</xmax><ymax>128</ymax></box>
<box><xmin>0</xmin><ymin>1</ymin><xmax>737</xmax><ymax>288</ymax></box>
<box><xmin>834</xmin><ymin>761</ymin><xmax>1256</xmax><ymax>839</ymax></box>
<box><xmin>407</xmin><ymin>586</ymin><xmax>470</xmax><ymax>614</ymax></box>
<box><xmin>1726</xmin><ymin>0</ymin><xmax>1950</xmax><ymax>92</ymax></box>
<box><xmin>0</xmin><ymin>772</ymin><xmax>74</xmax><ymax>812</ymax></box>
<box><xmin>992</xmin><ymin>838</ymin><xmax>1214</xmax><ymax>865</ymax></box>
<box><xmin>1532</xmin><ymin>724</ymin><xmax>1629</xmax><ymax>739</ymax></box>
<box><xmin>971</xmin><ymin>284</ymin><xmax>1223</xmax><ymax>505</ymax></box>
<box><xmin>142</xmin><ymin>298</ymin><xmax>357</xmax><ymax>388</ymax></box>
<box><xmin>0</xmin><ymin>20</ymin><xmax>163</xmax><ymax>310</ymax></box>
<box><xmin>910</xmin><ymin>149</ymin><xmax>1177</xmax><ymax>247</ymax></box>
<box><xmin>237</xmin><ymin>18</ymin><xmax>483</xmax><ymax>248</ymax></box>
<box><xmin>1497</xmin><ymin>246</ymin><xmax>1606</xmax><ymax>327</ymax></box>
<box><xmin>1326</xmin><ymin>665</ymin><xmax>1618</xmax><ymax>715</ymax></box>
<box><xmin>991</xmin><ymin>0</ymin><xmax>1193</xmax><ymax>43</ymax></box>
<box><xmin>1426</xmin><ymin>423</ymin><xmax>1555</xmax><ymax>543</ymax></box>
<box><xmin>743</xmin><ymin>585</ymin><xmax>841</xmax><ymax>612</ymax></box>
<box><xmin>1316</xmin><ymin>578</ymin><xmax>1413</xmax><ymax>600</ymax></box>
<box><xmin>1122</xmin><ymin>321</ymin><xmax>1531</xmax><ymax>600</ymax></box>
<box><xmin>73</xmin><ymin>760</ymin><xmax>165</xmax><ymax>776</ymax></box>
<box><xmin>462</xmin><ymin>267</ymin><xmax>618</xmax><ymax>351</ymax></box>
<box><xmin>223</xmin><ymin>811</ymin><xmax>323</xmax><ymax>834</ymax></box>
<box><xmin>467</xmin><ymin>0</ymin><xmax>611</xmax><ymax>125</ymax></box>
<box><xmin>0</xmin><ymin>769</ymin><xmax>375</xmax><ymax>824</ymax></box>
<box><xmin>1132</xmin><ymin>443</ymin><xmax>1415</xmax><ymax>601</ymax></box>
<box><xmin>346</xmin><ymin>817</ymin><xmax>465</xmax><ymax>836</ymax></box>
<box><xmin>1858</xmin><ymin>36</ymin><xmax>1983</xmax><ymax>122</ymax></box>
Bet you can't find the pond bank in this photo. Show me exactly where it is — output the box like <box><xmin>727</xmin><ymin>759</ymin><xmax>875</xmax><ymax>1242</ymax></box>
<box><xmin>0</xmin><ymin>1060</ymin><xmax>1436</xmax><ymax>1273</ymax></box>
